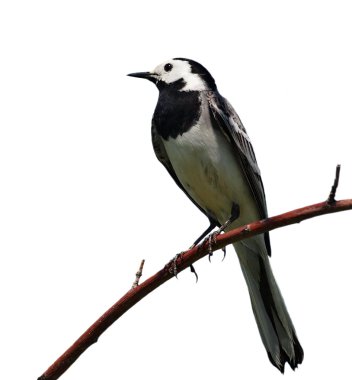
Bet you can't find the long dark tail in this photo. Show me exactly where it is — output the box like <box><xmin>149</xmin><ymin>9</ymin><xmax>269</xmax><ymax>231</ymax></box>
<box><xmin>234</xmin><ymin>237</ymin><xmax>304</xmax><ymax>373</ymax></box>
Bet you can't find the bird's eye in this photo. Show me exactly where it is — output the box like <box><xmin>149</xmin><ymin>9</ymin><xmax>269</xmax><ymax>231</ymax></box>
<box><xmin>164</xmin><ymin>63</ymin><xmax>173</xmax><ymax>72</ymax></box>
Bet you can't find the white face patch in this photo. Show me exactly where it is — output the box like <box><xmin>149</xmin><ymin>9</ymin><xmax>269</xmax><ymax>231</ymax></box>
<box><xmin>151</xmin><ymin>59</ymin><xmax>208</xmax><ymax>91</ymax></box>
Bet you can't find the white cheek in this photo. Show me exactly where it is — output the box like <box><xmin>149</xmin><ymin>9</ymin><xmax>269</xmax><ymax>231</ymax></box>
<box><xmin>181</xmin><ymin>73</ymin><xmax>208</xmax><ymax>91</ymax></box>
<box><xmin>166</xmin><ymin>69</ymin><xmax>183</xmax><ymax>83</ymax></box>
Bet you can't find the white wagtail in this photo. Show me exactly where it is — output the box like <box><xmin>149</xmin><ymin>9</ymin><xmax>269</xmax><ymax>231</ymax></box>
<box><xmin>128</xmin><ymin>58</ymin><xmax>303</xmax><ymax>372</ymax></box>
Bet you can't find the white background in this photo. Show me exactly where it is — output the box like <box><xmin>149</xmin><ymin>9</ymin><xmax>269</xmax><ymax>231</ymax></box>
<box><xmin>1</xmin><ymin>1</ymin><xmax>352</xmax><ymax>379</ymax></box>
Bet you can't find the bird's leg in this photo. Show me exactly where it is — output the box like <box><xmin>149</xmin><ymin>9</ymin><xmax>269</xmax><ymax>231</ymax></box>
<box><xmin>206</xmin><ymin>203</ymin><xmax>240</xmax><ymax>260</ymax></box>
<box><xmin>186</xmin><ymin>219</ymin><xmax>218</xmax><ymax>279</ymax></box>
<box><xmin>190</xmin><ymin>219</ymin><xmax>218</xmax><ymax>249</ymax></box>
<box><xmin>169</xmin><ymin>219</ymin><xmax>217</xmax><ymax>280</ymax></box>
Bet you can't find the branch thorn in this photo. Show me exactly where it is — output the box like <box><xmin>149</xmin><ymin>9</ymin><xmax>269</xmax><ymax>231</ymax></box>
<box><xmin>327</xmin><ymin>164</ymin><xmax>341</xmax><ymax>205</ymax></box>
<box><xmin>132</xmin><ymin>260</ymin><xmax>145</xmax><ymax>289</ymax></box>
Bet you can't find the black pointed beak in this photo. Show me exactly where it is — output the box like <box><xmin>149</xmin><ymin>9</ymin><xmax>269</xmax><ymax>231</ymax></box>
<box><xmin>127</xmin><ymin>71</ymin><xmax>158</xmax><ymax>83</ymax></box>
<box><xmin>127</xmin><ymin>71</ymin><xmax>151</xmax><ymax>79</ymax></box>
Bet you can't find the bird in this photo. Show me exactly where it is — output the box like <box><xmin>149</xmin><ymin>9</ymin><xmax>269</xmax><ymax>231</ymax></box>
<box><xmin>128</xmin><ymin>58</ymin><xmax>303</xmax><ymax>372</ymax></box>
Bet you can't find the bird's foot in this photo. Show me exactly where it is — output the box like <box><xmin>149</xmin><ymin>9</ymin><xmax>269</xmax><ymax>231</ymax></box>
<box><xmin>203</xmin><ymin>228</ymin><xmax>228</xmax><ymax>262</ymax></box>
<box><xmin>205</xmin><ymin>202</ymin><xmax>239</xmax><ymax>261</ymax></box>
<box><xmin>166</xmin><ymin>252</ymin><xmax>199</xmax><ymax>282</ymax></box>
<box><xmin>186</xmin><ymin>243</ymin><xmax>199</xmax><ymax>281</ymax></box>
<box><xmin>167</xmin><ymin>252</ymin><xmax>182</xmax><ymax>278</ymax></box>
<box><xmin>205</xmin><ymin>230</ymin><xmax>220</xmax><ymax>261</ymax></box>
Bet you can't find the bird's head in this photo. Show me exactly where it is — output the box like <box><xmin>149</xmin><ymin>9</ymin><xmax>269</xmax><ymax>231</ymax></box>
<box><xmin>128</xmin><ymin>58</ymin><xmax>217</xmax><ymax>92</ymax></box>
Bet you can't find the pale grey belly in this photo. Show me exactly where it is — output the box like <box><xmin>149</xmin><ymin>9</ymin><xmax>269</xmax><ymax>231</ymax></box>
<box><xmin>162</xmin><ymin>123</ymin><xmax>260</xmax><ymax>226</ymax></box>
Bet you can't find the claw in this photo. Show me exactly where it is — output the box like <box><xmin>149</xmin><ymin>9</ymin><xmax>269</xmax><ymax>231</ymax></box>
<box><xmin>190</xmin><ymin>264</ymin><xmax>199</xmax><ymax>283</ymax></box>
<box><xmin>222</xmin><ymin>246</ymin><xmax>226</xmax><ymax>261</ymax></box>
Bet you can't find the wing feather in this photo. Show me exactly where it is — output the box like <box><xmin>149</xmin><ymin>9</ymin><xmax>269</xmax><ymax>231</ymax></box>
<box><xmin>207</xmin><ymin>91</ymin><xmax>271</xmax><ymax>255</ymax></box>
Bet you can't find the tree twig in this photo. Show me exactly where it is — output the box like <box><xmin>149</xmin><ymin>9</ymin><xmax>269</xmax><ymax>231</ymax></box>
<box><xmin>327</xmin><ymin>164</ymin><xmax>341</xmax><ymax>204</ymax></box>
<box><xmin>131</xmin><ymin>259</ymin><xmax>145</xmax><ymax>288</ymax></box>
<box><xmin>37</xmin><ymin>197</ymin><xmax>352</xmax><ymax>380</ymax></box>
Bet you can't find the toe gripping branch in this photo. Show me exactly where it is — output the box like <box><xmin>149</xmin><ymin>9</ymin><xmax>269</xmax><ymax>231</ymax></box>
<box><xmin>206</xmin><ymin>203</ymin><xmax>240</xmax><ymax>261</ymax></box>
<box><xmin>166</xmin><ymin>252</ymin><xmax>199</xmax><ymax>282</ymax></box>
<box><xmin>168</xmin><ymin>204</ymin><xmax>241</xmax><ymax>281</ymax></box>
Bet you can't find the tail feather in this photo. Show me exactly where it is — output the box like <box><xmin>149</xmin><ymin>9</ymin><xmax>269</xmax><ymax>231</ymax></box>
<box><xmin>234</xmin><ymin>237</ymin><xmax>303</xmax><ymax>372</ymax></box>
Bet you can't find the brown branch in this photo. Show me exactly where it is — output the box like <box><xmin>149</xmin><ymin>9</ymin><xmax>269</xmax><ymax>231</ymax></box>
<box><xmin>37</xmin><ymin>197</ymin><xmax>352</xmax><ymax>380</ymax></box>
